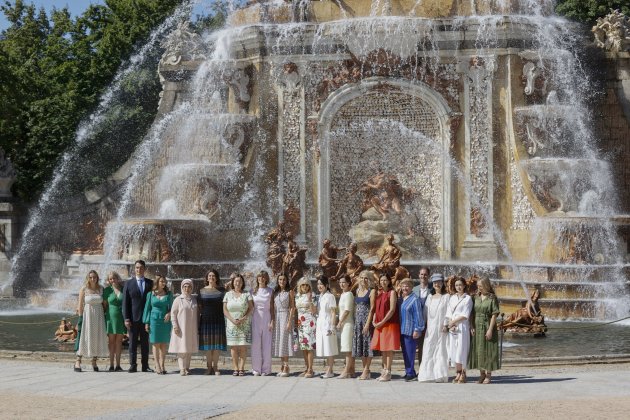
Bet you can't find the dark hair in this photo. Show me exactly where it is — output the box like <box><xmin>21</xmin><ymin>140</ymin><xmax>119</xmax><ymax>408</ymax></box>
<box><xmin>152</xmin><ymin>275</ymin><xmax>170</xmax><ymax>294</ymax></box>
<box><xmin>378</xmin><ymin>272</ymin><xmax>393</xmax><ymax>291</ymax></box>
<box><xmin>454</xmin><ymin>277</ymin><xmax>468</xmax><ymax>293</ymax></box>
<box><xmin>204</xmin><ymin>269</ymin><xmax>223</xmax><ymax>289</ymax></box>
<box><xmin>338</xmin><ymin>274</ymin><xmax>352</xmax><ymax>290</ymax></box>
<box><xmin>432</xmin><ymin>280</ymin><xmax>446</xmax><ymax>294</ymax></box>
<box><xmin>274</xmin><ymin>274</ymin><xmax>290</xmax><ymax>295</ymax></box>
<box><xmin>232</xmin><ymin>274</ymin><xmax>246</xmax><ymax>292</ymax></box>
<box><xmin>419</xmin><ymin>266</ymin><xmax>431</xmax><ymax>276</ymax></box>
<box><xmin>317</xmin><ymin>274</ymin><xmax>330</xmax><ymax>292</ymax></box>
<box><xmin>134</xmin><ymin>260</ymin><xmax>146</xmax><ymax>268</ymax></box>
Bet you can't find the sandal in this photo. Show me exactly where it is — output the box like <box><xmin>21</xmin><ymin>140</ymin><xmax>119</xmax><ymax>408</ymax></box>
<box><xmin>477</xmin><ymin>372</ymin><xmax>487</xmax><ymax>384</ymax></box>
<box><xmin>482</xmin><ymin>374</ymin><xmax>491</xmax><ymax>384</ymax></box>
<box><xmin>238</xmin><ymin>370</ymin><xmax>245</xmax><ymax>376</ymax></box>
<box><xmin>457</xmin><ymin>372</ymin><xmax>467</xmax><ymax>384</ymax></box>
<box><xmin>232</xmin><ymin>370</ymin><xmax>239</xmax><ymax>376</ymax></box>
<box><xmin>358</xmin><ymin>369</ymin><xmax>371</xmax><ymax>380</ymax></box>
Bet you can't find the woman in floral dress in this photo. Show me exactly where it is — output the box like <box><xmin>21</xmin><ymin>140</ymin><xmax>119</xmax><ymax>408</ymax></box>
<box><xmin>352</xmin><ymin>270</ymin><xmax>376</xmax><ymax>380</ymax></box>
<box><xmin>223</xmin><ymin>274</ymin><xmax>253</xmax><ymax>376</ymax></box>
<box><xmin>295</xmin><ymin>277</ymin><xmax>316</xmax><ymax>378</ymax></box>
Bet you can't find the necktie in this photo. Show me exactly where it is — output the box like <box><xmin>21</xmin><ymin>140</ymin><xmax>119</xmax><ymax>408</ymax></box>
<box><xmin>138</xmin><ymin>279</ymin><xmax>144</xmax><ymax>294</ymax></box>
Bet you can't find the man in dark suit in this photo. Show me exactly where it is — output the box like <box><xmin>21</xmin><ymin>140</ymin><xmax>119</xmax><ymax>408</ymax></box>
<box><xmin>122</xmin><ymin>260</ymin><xmax>153</xmax><ymax>372</ymax></box>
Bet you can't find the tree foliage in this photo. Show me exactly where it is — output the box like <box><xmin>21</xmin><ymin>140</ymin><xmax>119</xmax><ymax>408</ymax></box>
<box><xmin>555</xmin><ymin>0</ymin><xmax>630</xmax><ymax>24</ymax></box>
<box><xmin>0</xmin><ymin>0</ymin><xmax>186</xmax><ymax>201</ymax></box>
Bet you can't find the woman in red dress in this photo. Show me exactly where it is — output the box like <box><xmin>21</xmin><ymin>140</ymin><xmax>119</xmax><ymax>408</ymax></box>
<box><xmin>370</xmin><ymin>273</ymin><xmax>400</xmax><ymax>382</ymax></box>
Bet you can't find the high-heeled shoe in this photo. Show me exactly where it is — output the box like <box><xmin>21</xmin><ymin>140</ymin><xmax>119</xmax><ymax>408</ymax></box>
<box><xmin>482</xmin><ymin>374</ymin><xmax>491</xmax><ymax>384</ymax></box>
<box><xmin>477</xmin><ymin>372</ymin><xmax>487</xmax><ymax>384</ymax></box>
<box><xmin>358</xmin><ymin>369</ymin><xmax>371</xmax><ymax>380</ymax></box>
<box><xmin>337</xmin><ymin>370</ymin><xmax>349</xmax><ymax>379</ymax></box>
<box><xmin>452</xmin><ymin>371</ymin><xmax>461</xmax><ymax>383</ymax></box>
<box><xmin>377</xmin><ymin>370</ymin><xmax>391</xmax><ymax>382</ymax></box>
<box><xmin>73</xmin><ymin>363</ymin><xmax>82</xmax><ymax>373</ymax></box>
<box><xmin>457</xmin><ymin>372</ymin><xmax>467</xmax><ymax>384</ymax></box>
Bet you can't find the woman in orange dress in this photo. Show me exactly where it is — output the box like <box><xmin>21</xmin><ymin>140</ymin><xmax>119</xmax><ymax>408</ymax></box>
<box><xmin>370</xmin><ymin>273</ymin><xmax>400</xmax><ymax>382</ymax></box>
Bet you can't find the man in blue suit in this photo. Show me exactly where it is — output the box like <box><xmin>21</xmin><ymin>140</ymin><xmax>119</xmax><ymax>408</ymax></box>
<box><xmin>122</xmin><ymin>260</ymin><xmax>153</xmax><ymax>372</ymax></box>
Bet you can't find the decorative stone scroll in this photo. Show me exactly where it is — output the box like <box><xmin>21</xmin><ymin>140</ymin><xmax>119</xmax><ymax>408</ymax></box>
<box><xmin>463</xmin><ymin>56</ymin><xmax>496</xmax><ymax>238</ymax></box>
<box><xmin>592</xmin><ymin>10</ymin><xmax>630</xmax><ymax>54</ymax></box>
<box><xmin>160</xmin><ymin>21</ymin><xmax>207</xmax><ymax>66</ymax></box>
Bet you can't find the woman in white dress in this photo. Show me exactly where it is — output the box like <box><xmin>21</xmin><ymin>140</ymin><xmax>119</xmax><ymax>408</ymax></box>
<box><xmin>446</xmin><ymin>277</ymin><xmax>473</xmax><ymax>383</ymax></box>
<box><xmin>336</xmin><ymin>275</ymin><xmax>355</xmax><ymax>378</ymax></box>
<box><xmin>418</xmin><ymin>274</ymin><xmax>450</xmax><ymax>383</ymax></box>
<box><xmin>316</xmin><ymin>275</ymin><xmax>338</xmax><ymax>378</ymax></box>
<box><xmin>74</xmin><ymin>270</ymin><xmax>108</xmax><ymax>372</ymax></box>
<box><xmin>168</xmin><ymin>279</ymin><xmax>199</xmax><ymax>376</ymax></box>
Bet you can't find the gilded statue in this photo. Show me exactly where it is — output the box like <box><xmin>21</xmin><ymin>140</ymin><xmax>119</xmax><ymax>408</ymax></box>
<box><xmin>265</xmin><ymin>221</ymin><xmax>289</xmax><ymax>276</ymax></box>
<box><xmin>282</xmin><ymin>234</ymin><xmax>307</xmax><ymax>288</ymax></box>
<box><xmin>371</xmin><ymin>234</ymin><xmax>401</xmax><ymax>276</ymax></box>
<box><xmin>500</xmin><ymin>288</ymin><xmax>547</xmax><ymax>335</ymax></box>
<box><xmin>318</xmin><ymin>239</ymin><xmax>345</xmax><ymax>278</ymax></box>
<box><xmin>359</xmin><ymin>170</ymin><xmax>403</xmax><ymax>220</ymax></box>
<box><xmin>333</xmin><ymin>242</ymin><xmax>364</xmax><ymax>282</ymax></box>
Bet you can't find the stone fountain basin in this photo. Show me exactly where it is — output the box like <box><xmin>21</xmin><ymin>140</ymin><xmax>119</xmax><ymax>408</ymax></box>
<box><xmin>520</xmin><ymin>158</ymin><xmax>609</xmax><ymax>213</ymax></box>
<box><xmin>107</xmin><ymin>218</ymin><xmax>251</xmax><ymax>263</ymax></box>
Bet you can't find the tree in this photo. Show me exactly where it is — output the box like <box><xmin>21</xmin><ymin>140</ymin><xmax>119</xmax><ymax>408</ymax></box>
<box><xmin>555</xmin><ymin>0</ymin><xmax>630</xmax><ymax>24</ymax></box>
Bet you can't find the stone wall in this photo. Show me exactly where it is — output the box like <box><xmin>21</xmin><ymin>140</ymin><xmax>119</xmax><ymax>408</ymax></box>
<box><xmin>596</xmin><ymin>52</ymin><xmax>630</xmax><ymax>214</ymax></box>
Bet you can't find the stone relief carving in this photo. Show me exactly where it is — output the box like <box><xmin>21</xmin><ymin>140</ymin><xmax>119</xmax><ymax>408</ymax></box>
<box><xmin>522</xmin><ymin>61</ymin><xmax>548</xmax><ymax>101</ymax></box>
<box><xmin>277</xmin><ymin>63</ymin><xmax>304</xmax><ymax>233</ymax></box>
<box><xmin>592</xmin><ymin>9</ymin><xmax>630</xmax><ymax>54</ymax></box>
<box><xmin>510</xmin><ymin>147</ymin><xmax>535</xmax><ymax>230</ymax></box>
<box><xmin>223</xmin><ymin>67</ymin><xmax>253</xmax><ymax>112</ymax></box>
<box><xmin>466</xmin><ymin>56</ymin><xmax>496</xmax><ymax>235</ymax></box>
<box><xmin>160</xmin><ymin>21</ymin><xmax>207</xmax><ymax>66</ymax></box>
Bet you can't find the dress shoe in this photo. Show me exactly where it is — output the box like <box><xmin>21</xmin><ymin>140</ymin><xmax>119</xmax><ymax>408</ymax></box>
<box><xmin>405</xmin><ymin>375</ymin><xmax>417</xmax><ymax>382</ymax></box>
<box><xmin>92</xmin><ymin>365</ymin><xmax>99</xmax><ymax>372</ymax></box>
<box><xmin>128</xmin><ymin>366</ymin><xmax>137</xmax><ymax>373</ymax></box>
<box><xmin>108</xmin><ymin>366</ymin><xmax>115</xmax><ymax>372</ymax></box>
<box><xmin>114</xmin><ymin>366</ymin><xmax>123</xmax><ymax>372</ymax></box>
<box><xmin>142</xmin><ymin>367</ymin><xmax>154</xmax><ymax>373</ymax></box>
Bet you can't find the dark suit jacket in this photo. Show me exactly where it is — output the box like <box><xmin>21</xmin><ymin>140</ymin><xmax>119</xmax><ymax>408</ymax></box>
<box><xmin>122</xmin><ymin>277</ymin><xmax>153</xmax><ymax>323</ymax></box>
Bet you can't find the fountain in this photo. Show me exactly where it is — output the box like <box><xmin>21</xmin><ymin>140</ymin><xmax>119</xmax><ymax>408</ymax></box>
<box><xmin>6</xmin><ymin>1</ymin><xmax>630</xmax><ymax>320</ymax></box>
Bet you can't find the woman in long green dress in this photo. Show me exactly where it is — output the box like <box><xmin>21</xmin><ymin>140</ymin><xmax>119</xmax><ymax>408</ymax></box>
<box><xmin>143</xmin><ymin>275</ymin><xmax>173</xmax><ymax>374</ymax></box>
<box><xmin>103</xmin><ymin>272</ymin><xmax>126</xmax><ymax>371</ymax></box>
<box><xmin>468</xmin><ymin>277</ymin><xmax>500</xmax><ymax>384</ymax></box>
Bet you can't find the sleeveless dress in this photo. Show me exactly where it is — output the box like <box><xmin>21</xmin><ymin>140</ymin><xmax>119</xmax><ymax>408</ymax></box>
<box><xmin>352</xmin><ymin>289</ymin><xmax>374</xmax><ymax>358</ymax></box>
<box><xmin>273</xmin><ymin>290</ymin><xmax>294</xmax><ymax>357</ymax></box>
<box><xmin>198</xmin><ymin>288</ymin><xmax>227</xmax><ymax>351</ymax></box>
<box><xmin>338</xmin><ymin>291</ymin><xmax>355</xmax><ymax>353</ymax></box>
<box><xmin>77</xmin><ymin>289</ymin><xmax>108</xmax><ymax>358</ymax></box>
<box><xmin>142</xmin><ymin>291</ymin><xmax>173</xmax><ymax>344</ymax></box>
<box><xmin>295</xmin><ymin>293</ymin><xmax>316</xmax><ymax>351</ymax></box>
<box><xmin>316</xmin><ymin>292</ymin><xmax>339</xmax><ymax>357</ymax></box>
<box><xmin>103</xmin><ymin>286</ymin><xmax>125</xmax><ymax>334</ymax></box>
<box><xmin>223</xmin><ymin>291</ymin><xmax>252</xmax><ymax>346</ymax></box>
<box><xmin>370</xmin><ymin>289</ymin><xmax>400</xmax><ymax>351</ymax></box>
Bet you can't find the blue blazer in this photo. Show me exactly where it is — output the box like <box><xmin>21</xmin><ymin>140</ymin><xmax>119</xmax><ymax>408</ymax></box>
<box><xmin>122</xmin><ymin>277</ymin><xmax>153</xmax><ymax>323</ymax></box>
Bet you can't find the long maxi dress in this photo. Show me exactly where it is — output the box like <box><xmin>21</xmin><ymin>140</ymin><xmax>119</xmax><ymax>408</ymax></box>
<box><xmin>295</xmin><ymin>293</ymin><xmax>316</xmax><ymax>351</ymax></box>
<box><xmin>198</xmin><ymin>288</ymin><xmax>227</xmax><ymax>351</ymax></box>
<box><xmin>103</xmin><ymin>286</ymin><xmax>126</xmax><ymax>335</ymax></box>
<box><xmin>273</xmin><ymin>290</ymin><xmax>294</xmax><ymax>357</ymax></box>
<box><xmin>468</xmin><ymin>294</ymin><xmax>501</xmax><ymax>372</ymax></box>
<box><xmin>168</xmin><ymin>294</ymin><xmax>199</xmax><ymax>353</ymax></box>
<box><xmin>446</xmin><ymin>293</ymin><xmax>473</xmax><ymax>368</ymax></box>
<box><xmin>316</xmin><ymin>291</ymin><xmax>339</xmax><ymax>357</ymax></box>
<box><xmin>338</xmin><ymin>291</ymin><xmax>355</xmax><ymax>353</ymax></box>
<box><xmin>76</xmin><ymin>288</ymin><xmax>108</xmax><ymax>359</ymax></box>
<box><xmin>352</xmin><ymin>289</ymin><xmax>374</xmax><ymax>358</ymax></box>
<box><xmin>418</xmin><ymin>293</ymin><xmax>450</xmax><ymax>382</ymax></box>
<box><xmin>251</xmin><ymin>287</ymin><xmax>273</xmax><ymax>374</ymax></box>
<box><xmin>142</xmin><ymin>291</ymin><xmax>173</xmax><ymax>344</ymax></box>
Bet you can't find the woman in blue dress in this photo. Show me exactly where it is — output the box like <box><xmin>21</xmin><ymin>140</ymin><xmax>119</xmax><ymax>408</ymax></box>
<box><xmin>198</xmin><ymin>269</ymin><xmax>227</xmax><ymax>375</ymax></box>
<box><xmin>143</xmin><ymin>275</ymin><xmax>173</xmax><ymax>374</ymax></box>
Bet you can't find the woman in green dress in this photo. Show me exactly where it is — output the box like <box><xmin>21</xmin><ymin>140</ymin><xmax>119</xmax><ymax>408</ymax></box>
<box><xmin>143</xmin><ymin>275</ymin><xmax>173</xmax><ymax>374</ymax></box>
<box><xmin>103</xmin><ymin>272</ymin><xmax>126</xmax><ymax>371</ymax></box>
<box><xmin>468</xmin><ymin>277</ymin><xmax>500</xmax><ymax>384</ymax></box>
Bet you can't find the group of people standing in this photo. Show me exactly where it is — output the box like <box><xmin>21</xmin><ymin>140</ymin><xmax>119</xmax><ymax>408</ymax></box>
<box><xmin>73</xmin><ymin>260</ymin><xmax>500</xmax><ymax>383</ymax></box>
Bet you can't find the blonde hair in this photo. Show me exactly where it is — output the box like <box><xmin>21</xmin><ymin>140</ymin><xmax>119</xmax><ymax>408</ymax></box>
<box><xmin>83</xmin><ymin>270</ymin><xmax>100</xmax><ymax>291</ymax></box>
<box><xmin>357</xmin><ymin>270</ymin><xmax>376</xmax><ymax>289</ymax></box>
<box><xmin>399</xmin><ymin>278</ymin><xmax>413</xmax><ymax>288</ymax></box>
<box><xmin>477</xmin><ymin>276</ymin><xmax>496</xmax><ymax>297</ymax></box>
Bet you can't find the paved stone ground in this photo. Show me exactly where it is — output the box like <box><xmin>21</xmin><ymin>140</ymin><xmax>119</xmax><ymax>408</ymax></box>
<box><xmin>1</xmin><ymin>358</ymin><xmax>629</xmax><ymax>419</ymax></box>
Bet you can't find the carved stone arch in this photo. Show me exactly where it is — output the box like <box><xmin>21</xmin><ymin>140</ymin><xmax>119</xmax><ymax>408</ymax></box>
<box><xmin>316</xmin><ymin>77</ymin><xmax>454</xmax><ymax>258</ymax></box>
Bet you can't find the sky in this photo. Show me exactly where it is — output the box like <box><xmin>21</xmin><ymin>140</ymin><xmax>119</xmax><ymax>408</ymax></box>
<box><xmin>0</xmin><ymin>1</ymin><xmax>104</xmax><ymax>31</ymax></box>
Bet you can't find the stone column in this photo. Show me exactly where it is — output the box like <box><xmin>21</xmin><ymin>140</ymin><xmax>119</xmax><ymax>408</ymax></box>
<box><xmin>0</xmin><ymin>149</ymin><xmax>18</xmax><ymax>296</ymax></box>
<box><xmin>275</xmin><ymin>62</ymin><xmax>306</xmax><ymax>240</ymax></box>
<box><xmin>459</xmin><ymin>56</ymin><xmax>499</xmax><ymax>260</ymax></box>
